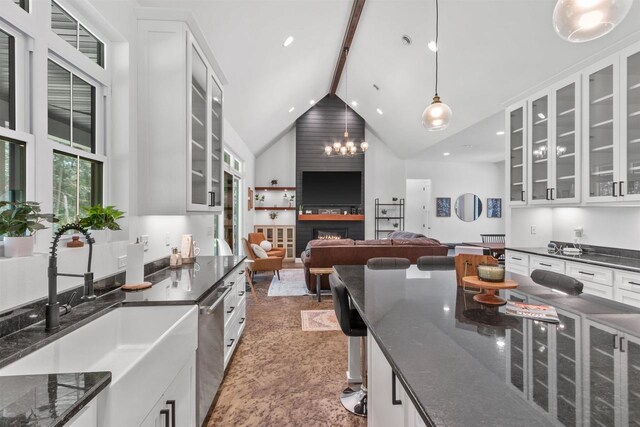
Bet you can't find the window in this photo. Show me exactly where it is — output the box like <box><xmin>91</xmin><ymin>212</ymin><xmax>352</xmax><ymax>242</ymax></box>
<box><xmin>0</xmin><ymin>30</ymin><xmax>15</xmax><ymax>130</ymax></box>
<box><xmin>48</xmin><ymin>60</ymin><xmax>95</xmax><ymax>152</ymax></box>
<box><xmin>13</xmin><ymin>0</ymin><xmax>29</xmax><ymax>12</ymax></box>
<box><xmin>52</xmin><ymin>151</ymin><xmax>102</xmax><ymax>224</ymax></box>
<box><xmin>0</xmin><ymin>137</ymin><xmax>26</xmax><ymax>203</ymax></box>
<box><xmin>51</xmin><ymin>1</ymin><xmax>104</xmax><ymax>67</ymax></box>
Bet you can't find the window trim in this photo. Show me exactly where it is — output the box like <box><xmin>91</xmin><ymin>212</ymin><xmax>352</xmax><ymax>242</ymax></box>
<box><xmin>52</xmin><ymin>149</ymin><xmax>104</xmax><ymax>220</ymax></box>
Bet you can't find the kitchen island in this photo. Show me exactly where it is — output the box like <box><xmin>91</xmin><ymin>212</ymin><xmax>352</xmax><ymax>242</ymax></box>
<box><xmin>333</xmin><ymin>264</ymin><xmax>640</xmax><ymax>426</ymax></box>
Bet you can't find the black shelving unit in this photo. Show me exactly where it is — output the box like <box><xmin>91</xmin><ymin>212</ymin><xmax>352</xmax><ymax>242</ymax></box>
<box><xmin>374</xmin><ymin>198</ymin><xmax>405</xmax><ymax>239</ymax></box>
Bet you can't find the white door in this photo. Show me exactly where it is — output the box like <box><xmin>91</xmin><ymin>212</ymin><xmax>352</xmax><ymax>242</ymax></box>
<box><xmin>405</xmin><ymin>179</ymin><xmax>431</xmax><ymax>236</ymax></box>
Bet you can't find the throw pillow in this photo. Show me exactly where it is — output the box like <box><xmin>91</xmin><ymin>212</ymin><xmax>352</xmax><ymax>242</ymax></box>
<box><xmin>251</xmin><ymin>244</ymin><xmax>269</xmax><ymax>259</ymax></box>
<box><xmin>259</xmin><ymin>240</ymin><xmax>273</xmax><ymax>251</ymax></box>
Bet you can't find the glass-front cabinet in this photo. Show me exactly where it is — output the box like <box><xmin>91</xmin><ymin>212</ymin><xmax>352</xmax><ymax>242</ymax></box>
<box><xmin>210</xmin><ymin>76</ymin><xmax>223</xmax><ymax>208</ymax></box>
<box><xmin>529</xmin><ymin>93</ymin><xmax>550</xmax><ymax>203</ymax></box>
<box><xmin>508</xmin><ymin>102</ymin><xmax>527</xmax><ymax>205</ymax></box>
<box><xmin>621</xmin><ymin>46</ymin><xmax>640</xmax><ymax>201</ymax></box>
<box><xmin>554</xmin><ymin>79</ymin><xmax>580</xmax><ymax>203</ymax></box>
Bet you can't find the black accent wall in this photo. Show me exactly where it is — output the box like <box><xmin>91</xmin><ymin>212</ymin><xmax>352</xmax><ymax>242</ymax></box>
<box><xmin>295</xmin><ymin>95</ymin><xmax>365</xmax><ymax>255</ymax></box>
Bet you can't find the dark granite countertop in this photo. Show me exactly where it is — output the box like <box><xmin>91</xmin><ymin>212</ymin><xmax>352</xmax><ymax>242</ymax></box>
<box><xmin>0</xmin><ymin>371</ymin><xmax>110</xmax><ymax>427</ymax></box>
<box><xmin>334</xmin><ymin>265</ymin><xmax>640</xmax><ymax>426</ymax></box>
<box><xmin>507</xmin><ymin>246</ymin><xmax>640</xmax><ymax>273</ymax></box>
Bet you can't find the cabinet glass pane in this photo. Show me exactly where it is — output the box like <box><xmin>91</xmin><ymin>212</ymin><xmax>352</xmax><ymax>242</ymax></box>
<box><xmin>531</xmin><ymin>96</ymin><xmax>549</xmax><ymax>201</ymax></box>
<box><xmin>210</xmin><ymin>77</ymin><xmax>222</xmax><ymax>206</ymax></box>
<box><xmin>0</xmin><ymin>30</ymin><xmax>14</xmax><ymax>130</ymax></box>
<box><xmin>627</xmin><ymin>339</ymin><xmax>640</xmax><ymax>425</ymax></box>
<box><xmin>556</xmin><ymin>314</ymin><xmax>577</xmax><ymax>427</ymax></box>
<box><xmin>556</xmin><ymin>83</ymin><xmax>577</xmax><ymax>200</ymax></box>
<box><xmin>589</xmin><ymin>66</ymin><xmax>615</xmax><ymax>198</ymax></box>
<box><xmin>531</xmin><ymin>320</ymin><xmax>550</xmax><ymax>411</ymax></box>
<box><xmin>191</xmin><ymin>46</ymin><xmax>207</xmax><ymax>206</ymax></box>
<box><xmin>588</xmin><ymin>325</ymin><xmax>615</xmax><ymax>426</ymax></box>
<box><xmin>509</xmin><ymin>107</ymin><xmax>525</xmax><ymax>202</ymax></box>
<box><xmin>626</xmin><ymin>51</ymin><xmax>640</xmax><ymax>195</ymax></box>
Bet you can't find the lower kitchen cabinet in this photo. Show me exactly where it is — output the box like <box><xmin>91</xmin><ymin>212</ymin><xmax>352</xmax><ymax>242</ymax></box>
<box><xmin>140</xmin><ymin>354</ymin><xmax>196</xmax><ymax>427</ymax></box>
<box><xmin>67</xmin><ymin>398</ymin><xmax>99</xmax><ymax>427</ymax></box>
<box><xmin>368</xmin><ymin>334</ymin><xmax>425</xmax><ymax>427</ymax></box>
<box><xmin>224</xmin><ymin>264</ymin><xmax>248</xmax><ymax>369</ymax></box>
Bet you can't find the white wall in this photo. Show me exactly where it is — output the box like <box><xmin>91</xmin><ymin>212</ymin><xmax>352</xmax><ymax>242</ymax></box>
<box><xmin>508</xmin><ymin>207</ymin><xmax>554</xmax><ymax>247</ymax></box>
<box><xmin>405</xmin><ymin>160</ymin><xmax>506</xmax><ymax>243</ymax></box>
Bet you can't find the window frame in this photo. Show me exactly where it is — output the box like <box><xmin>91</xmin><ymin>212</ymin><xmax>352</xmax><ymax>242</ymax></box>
<box><xmin>50</xmin><ymin>0</ymin><xmax>105</xmax><ymax>68</ymax></box>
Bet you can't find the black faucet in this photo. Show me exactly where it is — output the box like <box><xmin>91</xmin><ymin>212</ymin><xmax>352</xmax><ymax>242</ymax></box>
<box><xmin>45</xmin><ymin>223</ymin><xmax>95</xmax><ymax>331</ymax></box>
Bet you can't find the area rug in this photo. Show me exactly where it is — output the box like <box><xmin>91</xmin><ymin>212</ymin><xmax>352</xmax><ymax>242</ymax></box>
<box><xmin>301</xmin><ymin>310</ymin><xmax>341</xmax><ymax>332</ymax></box>
<box><xmin>267</xmin><ymin>269</ymin><xmax>309</xmax><ymax>296</ymax></box>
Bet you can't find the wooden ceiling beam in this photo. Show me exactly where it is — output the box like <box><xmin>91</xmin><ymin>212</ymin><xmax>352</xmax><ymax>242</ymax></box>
<box><xmin>329</xmin><ymin>0</ymin><xmax>366</xmax><ymax>96</ymax></box>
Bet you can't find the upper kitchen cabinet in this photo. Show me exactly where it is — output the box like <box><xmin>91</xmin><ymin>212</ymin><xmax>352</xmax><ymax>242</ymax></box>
<box><xmin>528</xmin><ymin>91</ymin><xmax>551</xmax><ymax>204</ymax></box>
<box><xmin>138</xmin><ymin>20</ymin><xmax>224</xmax><ymax>214</ymax></box>
<box><xmin>621</xmin><ymin>44</ymin><xmax>640</xmax><ymax>202</ymax></box>
<box><xmin>507</xmin><ymin>101</ymin><xmax>527</xmax><ymax>206</ymax></box>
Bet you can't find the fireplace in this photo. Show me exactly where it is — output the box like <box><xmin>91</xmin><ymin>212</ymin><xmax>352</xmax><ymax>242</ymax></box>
<box><xmin>314</xmin><ymin>228</ymin><xmax>348</xmax><ymax>240</ymax></box>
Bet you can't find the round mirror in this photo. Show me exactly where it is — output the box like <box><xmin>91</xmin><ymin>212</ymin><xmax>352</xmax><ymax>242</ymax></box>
<box><xmin>455</xmin><ymin>193</ymin><xmax>483</xmax><ymax>222</ymax></box>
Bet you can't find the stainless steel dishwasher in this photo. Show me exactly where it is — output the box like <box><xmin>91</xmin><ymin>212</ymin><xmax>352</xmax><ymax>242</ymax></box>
<box><xmin>196</xmin><ymin>284</ymin><xmax>231</xmax><ymax>426</ymax></box>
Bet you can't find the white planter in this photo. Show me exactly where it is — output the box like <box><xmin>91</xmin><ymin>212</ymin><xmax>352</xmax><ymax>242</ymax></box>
<box><xmin>88</xmin><ymin>229</ymin><xmax>108</xmax><ymax>244</ymax></box>
<box><xmin>4</xmin><ymin>236</ymin><xmax>34</xmax><ymax>258</ymax></box>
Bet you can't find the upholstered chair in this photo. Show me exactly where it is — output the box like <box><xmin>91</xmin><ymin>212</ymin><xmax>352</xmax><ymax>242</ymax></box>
<box><xmin>248</xmin><ymin>232</ymin><xmax>286</xmax><ymax>259</ymax></box>
<box><xmin>242</xmin><ymin>238</ymin><xmax>283</xmax><ymax>280</ymax></box>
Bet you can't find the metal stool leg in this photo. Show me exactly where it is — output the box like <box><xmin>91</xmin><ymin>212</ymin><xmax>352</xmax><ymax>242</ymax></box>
<box><xmin>340</xmin><ymin>336</ymin><xmax>367</xmax><ymax>417</ymax></box>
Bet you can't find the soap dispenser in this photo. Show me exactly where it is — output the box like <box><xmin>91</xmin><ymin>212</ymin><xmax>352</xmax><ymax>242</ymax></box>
<box><xmin>170</xmin><ymin>247</ymin><xmax>183</xmax><ymax>269</ymax></box>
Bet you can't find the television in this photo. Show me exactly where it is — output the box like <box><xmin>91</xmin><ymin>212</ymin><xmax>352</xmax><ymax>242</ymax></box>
<box><xmin>302</xmin><ymin>171</ymin><xmax>362</xmax><ymax>206</ymax></box>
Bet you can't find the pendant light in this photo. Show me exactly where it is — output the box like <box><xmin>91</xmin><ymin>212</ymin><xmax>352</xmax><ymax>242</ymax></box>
<box><xmin>553</xmin><ymin>0</ymin><xmax>633</xmax><ymax>43</ymax></box>
<box><xmin>422</xmin><ymin>0</ymin><xmax>452</xmax><ymax>131</ymax></box>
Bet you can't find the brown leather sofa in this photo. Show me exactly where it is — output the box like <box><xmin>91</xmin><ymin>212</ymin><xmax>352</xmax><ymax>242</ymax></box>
<box><xmin>301</xmin><ymin>238</ymin><xmax>448</xmax><ymax>292</ymax></box>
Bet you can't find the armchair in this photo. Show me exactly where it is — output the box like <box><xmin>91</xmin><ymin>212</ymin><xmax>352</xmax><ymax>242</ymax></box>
<box><xmin>248</xmin><ymin>232</ymin><xmax>286</xmax><ymax>258</ymax></box>
<box><xmin>242</xmin><ymin>238</ymin><xmax>283</xmax><ymax>280</ymax></box>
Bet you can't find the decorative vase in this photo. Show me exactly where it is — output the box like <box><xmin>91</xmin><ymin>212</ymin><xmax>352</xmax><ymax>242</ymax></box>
<box><xmin>4</xmin><ymin>236</ymin><xmax>34</xmax><ymax>258</ymax></box>
<box><xmin>89</xmin><ymin>229</ymin><xmax>108</xmax><ymax>244</ymax></box>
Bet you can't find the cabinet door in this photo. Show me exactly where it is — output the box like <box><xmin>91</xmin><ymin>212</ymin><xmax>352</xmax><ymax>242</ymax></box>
<box><xmin>506</xmin><ymin>291</ymin><xmax>528</xmax><ymax>394</ymax></box>
<box><xmin>529</xmin><ymin>316</ymin><xmax>552</xmax><ymax>412</ymax></box>
<box><xmin>583</xmin><ymin>321</ymin><xmax>621</xmax><ymax>427</ymax></box>
<box><xmin>508</xmin><ymin>102</ymin><xmax>527</xmax><ymax>205</ymax></box>
<box><xmin>555</xmin><ymin>310</ymin><xmax>581</xmax><ymax>427</ymax></box>
<box><xmin>621</xmin><ymin>333</ymin><xmax>640</xmax><ymax>426</ymax></box>
<box><xmin>188</xmin><ymin>40</ymin><xmax>211</xmax><ymax>211</ymax></box>
<box><xmin>620</xmin><ymin>45</ymin><xmax>640</xmax><ymax>200</ymax></box>
<box><xmin>209</xmin><ymin>74</ymin><xmax>223</xmax><ymax>209</ymax></box>
<box><xmin>165</xmin><ymin>357</ymin><xmax>196</xmax><ymax>426</ymax></box>
<box><xmin>553</xmin><ymin>78</ymin><xmax>581</xmax><ymax>203</ymax></box>
<box><xmin>529</xmin><ymin>93</ymin><xmax>552</xmax><ymax>204</ymax></box>
<box><xmin>369</xmin><ymin>336</ymin><xmax>405</xmax><ymax>427</ymax></box>
<box><xmin>584</xmin><ymin>58</ymin><xmax>620</xmax><ymax>202</ymax></box>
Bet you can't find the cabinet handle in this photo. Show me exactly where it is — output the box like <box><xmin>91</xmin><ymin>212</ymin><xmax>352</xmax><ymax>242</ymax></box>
<box><xmin>521</xmin><ymin>190</ymin><xmax>525</xmax><ymax>202</ymax></box>
<box><xmin>512</xmin><ymin>257</ymin><xmax>522</xmax><ymax>261</ymax></box>
<box><xmin>238</xmin><ymin>290</ymin><xmax>245</xmax><ymax>296</ymax></box>
<box><xmin>613</xmin><ymin>182</ymin><xmax>618</xmax><ymax>197</ymax></box>
<box><xmin>620</xmin><ymin>181</ymin><xmax>625</xmax><ymax>196</ymax></box>
<box><xmin>613</xmin><ymin>334</ymin><xmax>618</xmax><ymax>350</ymax></box>
<box><xmin>621</xmin><ymin>337</ymin><xmax>626</xmax><ymax>353</ymax></box>
<box><xmin>629</xmin><ymin>281</ymin><xmax>640</xmax><ymax>286</ymax></box>
<box><xmin>545</xmin><ymin>189</ymin><xmax>550</xmax><ymax>201</ymax></box>
<box><xmin>540</xmin><ymin>263</ymin><xmax>552</xmax><ymax>267</ymax></box>
<box><xmin>166</xmin><ymin>400</ymin><xmax>175</xmax><ymax>427</ymax></box>
<box><xmin>578</xmin><ymin>271</ymin><xmax>595</xmax><ymax>276</ymax></box>
<box><xmin>227</xmin><ymin>306</ymin><xmax>235</xmax><ymax>314</ymax></box>
<box><xmin>160</xmin><ymin>409</ymin><xmax>170</xmax><ymax>426</ymax></box>
<box><xmin>550</xmin><ymin>188</ymin><xmax>555</xmax><ymax>200</ymax></box>
<box><xmin>209</xmin><ymin>191</ymin><xmax>216</xmax><ymax>207</ymax></box>
<box><xmin>239</xmin><ymin>317</ymin><xmax>245</xmax><ymax>324</ymax></box>
<box><xmin>391</xmin><ymin>371</ymin><xmax>402</xmax><ymax>406</ymax></box>
<box><xmin>227</xmin><ymin>338</ymin><xmax>235</xmax><ymax>348</ymax></box>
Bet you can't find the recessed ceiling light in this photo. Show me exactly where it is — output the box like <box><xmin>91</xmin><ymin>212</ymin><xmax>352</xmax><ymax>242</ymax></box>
<box><xmin>443</xmin><ymin>152</ymin><xmax>451</xmax><ymax>156</ymax></box>
<box><xmin>496</xmin><ymin>131</ymin><xmax>505</xmax><ymax>135</ymax></box>
<box><xmin>376</xmin><ymin>108</ymin><xmax>383</xmax><ymax>115</ymax></box>
<box><xmin>428</xmin><ymin>40</ymin><xmax>438</xmax><ymax>52</ymax></box>
<box><xmin>401</xmin><ymin>35</ymin><xmax>412</xmax><ymax>45</ymax></box>
<box><xmin>288</xmin><ymin>107</ymin><xmax>295</xmax><ymax>113</ymax></box>
<box><xmin>351</xmin><ymin>100</ymin><xmax>358</xmax><ymax>107</ymax></box>
<box><xmin>309</xmin><ymin>99</ymin><xmax>315</xmax><ymax>105</ymax></box>
<box><xmin>283</xmin><ymin>36</ymin><xmax>294</xmax><ymax>47</ymax></box>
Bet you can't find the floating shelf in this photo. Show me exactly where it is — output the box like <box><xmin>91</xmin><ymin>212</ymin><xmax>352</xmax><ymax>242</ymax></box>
<box><xmin>558</xmin><ymin>108</ymin><xmax>575</xmax><ymax>117</ymax></box>
<box><xmin>591</xmin><ymin>93</ymin><xmax>614</xmax><ymax>104</ymax></box>
<box><xmin>256</xmin><ymin>207</ymin><xmax>296</xmax><ymax>211</ymax></box>
<box><xmin>298</xmin><ymin>214</ymin><xmax>364</xmax><ymax>221</ymax></box>
<box><xmin>256</xmin><ymin>186</ymin><xmax>297</xmax><ymax>191</ymax></box>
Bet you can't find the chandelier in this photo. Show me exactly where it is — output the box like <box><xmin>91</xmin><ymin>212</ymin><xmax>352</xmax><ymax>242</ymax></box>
<box><xmin>325</xmin><ymin>48</ymin><xmax>369</xmax><ymax>156</ymax></box>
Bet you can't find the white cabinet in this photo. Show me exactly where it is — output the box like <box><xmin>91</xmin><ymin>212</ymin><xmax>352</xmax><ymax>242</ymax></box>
<box><xmin>505</xmin><ymin>250</ymin><xmax>529</xmax><ymax>275</ymax></box>
<box><xmin>138</xmin><ymin>20</ymin><xmax>223</xmax><ymax>214</ymax></box>
<box><xmin>614</xmin><ymin>270</ymin><xmax>640</xmax><ymax>308</ymax></box>
<box><xmin>620</xmin><ymin>43</ymin><xmax>640</xmax><ymax>201</ymax></box>
<box><xmin>507</xmin><ymin>101</ymin><xmax>528</xmax><ymax>206</ymax></box>
<box><xmin>224</xmin><ymin>264</ymin><xmax>247</xmax><ymax>369</ymax></box>
<box><xmin>566</xmin><ymin>261</ymin><xmax>614</xmax><ymax>299</ymax></box>
<box><xmin>530</xmin><ymin>255</ymin><xmax>565</xmax><ymax>274</ymax></box>
<box><xmin>368</xmin><ymin>336</ymin><xmax>424</xmax><ymax>427</ymax></box>
<box><xmin>68</xmin><ymin>398</ymin><xmax>99</xmax><ymax>427</ymax></box>
<box><xmin>140</xmin><ymin>354</ymin><xmax>196</xmax><ymax>427</ymax></box>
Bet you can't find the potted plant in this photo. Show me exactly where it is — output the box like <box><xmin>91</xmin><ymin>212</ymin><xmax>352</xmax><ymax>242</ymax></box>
<box><xmin>269</xmin><ymin>211</ymin><xmax>278</xmax><ymax>221</ymax></box>
<box><xmin>78</xmin><ymin>204</ymin><xmax>125</xmax><ymax>244</ymax></box>
<box><xmin>298</xmin><ymin>204</ymin><xmax>303</xmax><ymax>216</ymax></box>
<box><xmin>0</xmin><ymin>201</ymin><xmax>58</xmax><ymax>258</ymax></box>
<box><xmin>271</xmin><ymin>179</ymin><xmax>278</xmax><ymax>186</ymax></box>
<box><xmin>289</xmin><ymin>194</ymin><xmax>295</xmax><ymax>208</ymax></box>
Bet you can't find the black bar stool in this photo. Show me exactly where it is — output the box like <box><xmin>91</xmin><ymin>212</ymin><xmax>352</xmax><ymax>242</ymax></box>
<box><xmin>329</xmin><ymin>273</ymin><xmax>367</xmax><ymax>417</ymax></box>
<box><xmin>530</xmin><ymin>269</ymin><xmax>583</xmax><ymax>295</ymax></box>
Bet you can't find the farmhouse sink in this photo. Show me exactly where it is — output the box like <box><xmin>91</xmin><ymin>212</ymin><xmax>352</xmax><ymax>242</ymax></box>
<box><xmin>0</xmin><ymin>305</ymin><xmax>198</xmax><ymax>426</ymax></box>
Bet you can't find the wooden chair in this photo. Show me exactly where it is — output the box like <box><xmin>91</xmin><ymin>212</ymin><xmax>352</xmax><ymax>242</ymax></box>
<box><xmin>454</xmin><ymin>254</ymin><xmax>499</xmax><ymax>287</ymax></box>
<box><xmin>242</xmin><ymin>238</ymin><xmax>283</xmax><ymax>280</ymax></box>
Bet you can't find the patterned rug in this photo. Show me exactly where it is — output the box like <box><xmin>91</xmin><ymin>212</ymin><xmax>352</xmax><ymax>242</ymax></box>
<box><xmin>300</xmin><ymin>310</ymin><xmax>341</xmax><ymax>332</ymax></box>
<box><xmin>267</xmin><ymin>269</ymin><xmax>309</xmax><ymax>296</ymax></box>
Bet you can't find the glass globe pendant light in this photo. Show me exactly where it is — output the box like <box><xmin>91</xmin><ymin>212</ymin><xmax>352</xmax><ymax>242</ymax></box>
<box><xmin>422</xmin><ymin>0</ymin><xmax>452</xmax><ymax>131</ymax></box>
<box><xmin>553</xmin><ymin>0</ymin><xmax>633</xmax><ymax>42</ymax></box>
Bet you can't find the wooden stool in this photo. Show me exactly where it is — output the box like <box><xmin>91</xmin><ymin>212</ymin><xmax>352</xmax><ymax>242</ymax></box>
<box><xmin>310</xmin><ymin>267</ymin><xmax>335</xmax><ymax>302</ymax></box>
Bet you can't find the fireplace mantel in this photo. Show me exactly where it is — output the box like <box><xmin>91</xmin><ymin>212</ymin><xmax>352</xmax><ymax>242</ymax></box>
<box><xmin>298</xmin><ymin>214</ymin><xmax>364</xmax><ymax>221</ymax></box>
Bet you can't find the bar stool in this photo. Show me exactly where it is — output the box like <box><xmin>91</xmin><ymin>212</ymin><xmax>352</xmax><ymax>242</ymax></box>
<box><xmin>530</xmin><ymin>269</ymin><xmax>583</xmax><ymax>295</ymax></box>
<box><xmin>417</xmin><ymin>255</ymin><xmax>455</xmax><ymax>270</ymax></box>
<box><xmin>329</xmin><ymin>274</ymin><xmax>367</xmax><ymax>417</ymax></box>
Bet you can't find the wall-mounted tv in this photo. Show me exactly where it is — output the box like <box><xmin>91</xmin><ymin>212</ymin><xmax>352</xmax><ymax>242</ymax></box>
<box><xmin>302</xmin><ymin>171</ymin><xmax>362</xmax><ymax>206</ymax></box>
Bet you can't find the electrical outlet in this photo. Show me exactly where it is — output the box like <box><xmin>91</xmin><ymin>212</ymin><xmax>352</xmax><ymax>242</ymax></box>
<box><xmin>530</xmin><ymin>225</ymin><xmax>537</xmax><ymax>235</ymax></box>
<box><xmin>574</xmin><ymin>226</ymin><xmax>583</xmax><ymax>238</ymax></box>
<box><xmin>207</xmin><ymin>226</ymin><xmax>214</xmax><ymax>236</ymax></box>
<box><xmin>141</xmin><ymin>235</ymin><xmax>149</xmax><ymax>252</ymax></box>
<box><xmin>165</xmin><ymin>233</ymin><xmax>171</xmax><ymax>246</ymax></box>
<box><xmin>117</xmin><ymin>255</ymin><xmax>127</xmax><ymax>268</ymax></box>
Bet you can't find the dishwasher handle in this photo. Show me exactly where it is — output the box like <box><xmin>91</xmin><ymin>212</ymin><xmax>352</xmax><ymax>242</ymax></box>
<box><xmin>202</xmin><ymin>286</ymin><xmax>232</xmax><ymax>315</ymax></box>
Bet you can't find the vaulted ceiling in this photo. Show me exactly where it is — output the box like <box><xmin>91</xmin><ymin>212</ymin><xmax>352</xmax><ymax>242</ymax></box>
<box><xmin>138</xmin><ymin>0</ymin><xmax>640</xmax><ymax>160</ymax></box>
